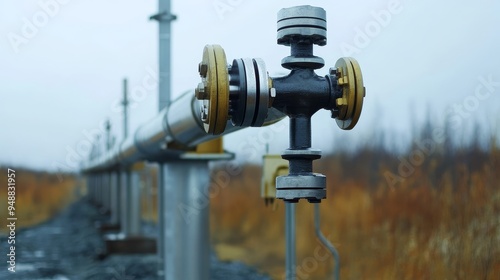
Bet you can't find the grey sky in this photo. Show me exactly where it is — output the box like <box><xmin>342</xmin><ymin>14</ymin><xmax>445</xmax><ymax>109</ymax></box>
<box><xmin>1</xmin><ymin>0</ymin><xmax>499</xmax><ymax>171</ymax></box>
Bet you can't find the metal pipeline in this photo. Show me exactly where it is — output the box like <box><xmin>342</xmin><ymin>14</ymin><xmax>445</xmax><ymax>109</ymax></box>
<box><xmin>82</xmin><ymin>90</ymin><xmax>285</xmax><ymax>172</ymax></box>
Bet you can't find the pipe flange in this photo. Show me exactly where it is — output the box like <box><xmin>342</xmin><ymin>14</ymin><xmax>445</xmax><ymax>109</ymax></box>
<box><xmin>277</xmin><ymin>6</ymin><xmax>327</xmax><ymax>46</ymax></box>
<box><xmin>228</xmin><ymin>58</ymin><xmax>270</xmax><ymax>127</ymax></box>
<box><xmin>276</xmin><ymin>174</ymin><xmax>326</xmax><ymax>203</ymax></box>
<box><xmin>195</xmin><ymin>45</ymin><xmax>230</xmax><ymax>135</ymax></box>
<box><xmin>253</xmin><ymin>58</ymin><xmax>270</xmax><ymax>127</ymax></box>
<box><xmin>281</xmin><ymin>148</ymin><xmax>322</xmax><ymax>156</ymax></box>
<box><xmin>240</xmin><ymin>58</ymin><xmax>258</xmax><ymax>126</ymax></box>
<box><xmin>332</xmin><ymin>57</ymin><xmax>365</xmax><ymax>130</ymax></box>
<box><xmin>276</xmin><ymin>189</ymin><xmax>326</xmax><ymax>203</ymax></box>
<box><xmin>228</xmin><ymin>59</ymin><xmax>247</xmax><ymax>126</ymax></box>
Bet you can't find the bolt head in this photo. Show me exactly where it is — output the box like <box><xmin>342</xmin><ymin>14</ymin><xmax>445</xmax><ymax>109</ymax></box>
<box><xmin>195</xmin><ymin>82</ymin><xmax>208</xmax><ymax>100</ymax></box>
<box><xmin>336</xmin><ymin>97</ymin><xmax>347</xmax><ymax>106</ymax></box>
<box><xmin>198</xmin><ymin>63</ymin><xmax>208</xmax><ymax>77</ymax></box>
<box><xmin>336</xmin><ymin>67</ymin><xmax>342</xmax><ymax>77</ymax></box>
<box><xmin>329</xmin><ymin>67</ymin><xmax>337</xmax><ymax>76</ymax></box>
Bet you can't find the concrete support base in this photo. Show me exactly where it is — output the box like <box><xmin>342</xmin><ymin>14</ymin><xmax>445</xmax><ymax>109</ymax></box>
<box><xmin>104</xmin><ymin>234</ymin><xmax>157</xmax><ymax>255</ymax></box>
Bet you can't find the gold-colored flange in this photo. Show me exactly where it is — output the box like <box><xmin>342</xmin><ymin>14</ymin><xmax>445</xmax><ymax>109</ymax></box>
<box><xmin>195</xmin><ymin>45</ymin><xmax>230</xmax><ymax>135</ymax></box>
<box><xmin>334</xmin><ymin>57</ymin><xmax>365</xmax><ymax>130</ymax></box>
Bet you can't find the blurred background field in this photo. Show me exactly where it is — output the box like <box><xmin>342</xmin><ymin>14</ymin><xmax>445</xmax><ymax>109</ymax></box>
<box><xmin>0</xmin><ymin>169</ymin><xmax>81</xmax><ymax>234</ymax></box>
<box><xmin>1</xmin><ymin>125</ymin><xmax>499</xmax><ymax>279</ymax></box>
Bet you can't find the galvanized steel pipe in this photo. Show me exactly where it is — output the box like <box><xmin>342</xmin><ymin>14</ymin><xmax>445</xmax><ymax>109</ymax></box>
<box><xmin>82</xmin><ymin>91</ymin><xmax>284</xmax><ymax>173</ymax></box>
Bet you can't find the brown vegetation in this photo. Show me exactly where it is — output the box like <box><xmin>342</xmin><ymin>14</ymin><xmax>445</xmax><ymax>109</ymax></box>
<box><xmin>0</xmin><ymin>168</ymin><xmax>79</xmax><ymax>234</ymax></box>
<box><xmin>210</xmin><ymin>144</ymin><xmax>500</xmax><ymax>279</ymax></box>
<box><xmin>2</xmin><ymin>130</ymin><xmax>499</xmax><ymax>279</ymax></box>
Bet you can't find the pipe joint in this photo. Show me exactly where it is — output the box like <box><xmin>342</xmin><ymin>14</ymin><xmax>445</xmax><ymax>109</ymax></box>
<box><xmin>194</xmin><ymin>5</ymin><xmax>367</xmax><ymax>203</ymax></box>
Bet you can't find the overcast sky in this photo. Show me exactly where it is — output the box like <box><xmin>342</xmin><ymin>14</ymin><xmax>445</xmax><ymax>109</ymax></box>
<box><xmin>1</xmin><ymin>0</ymin><xmax>499</xmax><ymax>171</ymax></box>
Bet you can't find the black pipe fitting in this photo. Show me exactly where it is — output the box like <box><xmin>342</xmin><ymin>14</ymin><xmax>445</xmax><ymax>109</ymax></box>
<box><xmin>271</xmin><ymin>6</ymin><xmax>339</xmax><ymax>203</ymax></box>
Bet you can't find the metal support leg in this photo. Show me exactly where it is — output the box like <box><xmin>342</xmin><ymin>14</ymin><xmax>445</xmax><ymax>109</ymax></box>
<box><xmin>119</xmin><ymin>169</ymin><xmax>142</xmax><ymax>236</ymax></box>
<box><xmin>120</xmin><ymin>171</ymin><xmax>130</xmax><ymax>236</ymax></box>
<box><xmin>129</xmin><ymin>171</ymin><xmax>142</xmax><ymax>236</ymax></box>
<box><xmin>92</xmin><ymin>175</ymin><xmax>97</xmax><ymax>203</ymax></box>
<box><xmin>94</xmin><ymin>175</ymin><xmax>98</xmax><ymax>205</ymax></box>
<box><xmin>106</xmin><ymin>173</ymin><xmax>111</xmax><ymax>212</ymax></box>
<box><xmin>103</xmin><ymin>174</ymin><xmax>110</xmax><ymax>212</ymax></box>
<box><xmin>285</xmin><ymin>202</ymin><xmax>297</xmax><ymax>280</ymax></box>
<box><xmin>157</xmin><ymin>164</ymin><xmax>166</xmax><ymax>278</ymax></box>
<box><xmin>92</xmin><ymin>175</ymin><xmax>97</xmax><ymax>204</ymax></box>
<box><xmin>102</xmin><ymin>175</ymin><xmax>106</xmax><ymax>208</ymax></box>
<box><xmin>162</xmin><ymin>161</ymin><xmax>210</xmax><ymax>280</ymax></box>
<box><xmin>98</xmin><ymin>175</ymin><xmax>103</xmax><ymax>206</ymax></box>
<box><xmin>110</xmin><ymin>172</ymin><xmax>120</xmax><ymax>226</ymax></box>
<box><xmin>87</xmin><ymin>176</ymin><xmax>93</xmax><ymax>202</ymax></box>
<box><xmin>105</xmin><ymin>168</ymin><xmax>155</xmax><ymax>255</ymax></box>
<box><xmin>91</xmin><ymin>176</ymin><xmax>95</xmax><ymax>202</ymax></box>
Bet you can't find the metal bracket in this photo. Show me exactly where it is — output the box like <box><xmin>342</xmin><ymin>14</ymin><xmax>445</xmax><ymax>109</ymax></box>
<box><xmin>149</xmin><ymin>11</ymin><xmax>177</xmax><ymax>22</ymax></box>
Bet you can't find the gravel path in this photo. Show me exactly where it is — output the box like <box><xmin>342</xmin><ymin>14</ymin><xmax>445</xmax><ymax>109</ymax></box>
<box><xmin>0</xmin><ymin>199</ymin><xmax>270</xmax><ymax>280</ymax></box>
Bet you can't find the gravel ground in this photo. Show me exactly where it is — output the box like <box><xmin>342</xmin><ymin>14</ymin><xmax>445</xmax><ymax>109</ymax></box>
<box><xmin>0</xmin><ymin>199</ymin><xmax>270</xmax><ymax>280</ymax></box>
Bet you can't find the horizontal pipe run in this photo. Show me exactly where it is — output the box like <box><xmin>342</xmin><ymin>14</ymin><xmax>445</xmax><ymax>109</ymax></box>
<box><xmin>82</xmin><ymin>90</ymin><xmax>285</xmax><ymax>173</ymax></box>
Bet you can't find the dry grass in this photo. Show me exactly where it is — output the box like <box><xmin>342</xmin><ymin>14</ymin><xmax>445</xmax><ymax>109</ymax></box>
<box><xmin>2</xmin><ymin>140</ymin><xmax>498</xmax><ymax>279</ymax></box>
<box><xmin>0</xmin><ymin>168</ymin><xmax>79</xmax><ymax>234</ymax></box>
<box><xmin>209</xmin><ymin>146</ymin><xmax>500</xmax><ymax>279</ymax></box>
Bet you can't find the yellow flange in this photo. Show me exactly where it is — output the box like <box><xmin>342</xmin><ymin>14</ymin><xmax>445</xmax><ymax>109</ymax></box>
<box><xmin>334</xmin><ymin>57</ymin><xmax>365</xmax><ymax>130</ymax></box>
<box><xmin>196</xmin><ymin>45</ymin><xmax>230</xmax><ymax>135</ymax></box>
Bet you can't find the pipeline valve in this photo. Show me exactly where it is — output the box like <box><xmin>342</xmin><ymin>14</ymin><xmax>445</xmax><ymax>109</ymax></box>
<box><xmin>195</xmin><ymin>5</ymin><xmax>366</xmax><ymax>203</ymax></box>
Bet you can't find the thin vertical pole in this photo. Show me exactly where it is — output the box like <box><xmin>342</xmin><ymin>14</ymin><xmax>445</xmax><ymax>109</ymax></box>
<box><xmin>105</xmin><ymin>120</ymin><xmax>111</xmax><ymax>151</ymax></box>
<box><xmin>285</xmin><ymin>202</ymin><xmax>297</xmax><ymax>280</ymax></box>
<box><xmin>156</xmin><ymin>0</ymin><xmax>175</xmax><ymax>277</ymax></box>
<box><xmin>122</xmin><ymin>78</ymin><xmax>129</xmax><ymax>139</ymax></box>
<box><xmin>158</xmin><ymin>0</ymin><xmax>172</xmax><ymax>111</ymax></box>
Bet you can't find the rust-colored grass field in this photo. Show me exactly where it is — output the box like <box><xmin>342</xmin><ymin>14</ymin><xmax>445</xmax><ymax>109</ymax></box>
<box><xmin>0</xmin><ymin>168</ymin><xmax>79</xmax><ymax>235</ymax></box>
<box><xmin>210</xmin><ymin>145</ymin><xmax>500</xmax><ymax>279</ymax></box>
<box><xmin>2</xmin><ymin>140</ymin><xmax>499</xmax><ymax>279</ymax></box>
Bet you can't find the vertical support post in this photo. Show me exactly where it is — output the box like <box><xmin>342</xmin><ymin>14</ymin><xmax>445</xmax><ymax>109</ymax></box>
<box><xmin>94</xmin><ymin>175</ymin><xmax>99</xmax><ymax>205</ymax></box>
<box><xmin>104</xmin><ymin>174</ymin><xmax>110</xmax><ymax>212</ymax></box>
<box><xmin>88</xmin><ymin>175</ymin><xmax>94</xmax><ymax>203</ymax></box>
<box><xmin>120</xmin><ymin>170</ymin><xmax>130</xmax><ymax>236</ymax></box>
<box><xmin>161</xmin><ymin>161</ymin><xmax>210</xmax><ymax>280</ymax></box>
<box><xmin>104</xmin><ymin>175</ymin><xmax>109</xmax><ymax>209</ymax></box>
<box><xmin>154</xmin><ymin>0</ymin><xmax>176</xmax><ymax>276</ymax></box>
<box><xmin>110</xmin><ymin>172</ymin><xmax>120</xmax><ymax>226</ymax></box>
<box><xmin>98</xmin><ymin>174</ymin><xmax>103</xmax><ymax>207</ymax></box>
<box><xmin>120</xmin><ymin>167</ymin><xmax>142</xmax><ymax>237</ymax></box>
<box><xmin>105</xmin><ymin>165</ymin><xmax>155</xmax><ymax>255</ymax></box>
<box><xmin>93</xmin><ymin>175</ymin><xmax>97</xmax><ymax>204</ymax></box>
<box><xmin>129</xmin><ymin>169</ymin><xmax>142</xmax><ymax>236</ymax></box>
<box><xmin>157</xmin><ymin>166</ymin><xmax>166</xmax><ymax>277</ymax></box>
<box><xmin>285</xmin><ymin>202</ymin><xmax>297</xmax><ymax>280</ymax></box>
<box><xmin>103</xmin><ymin>174</ymin><xmax>107</xmax><ymax>210</ymax></box>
